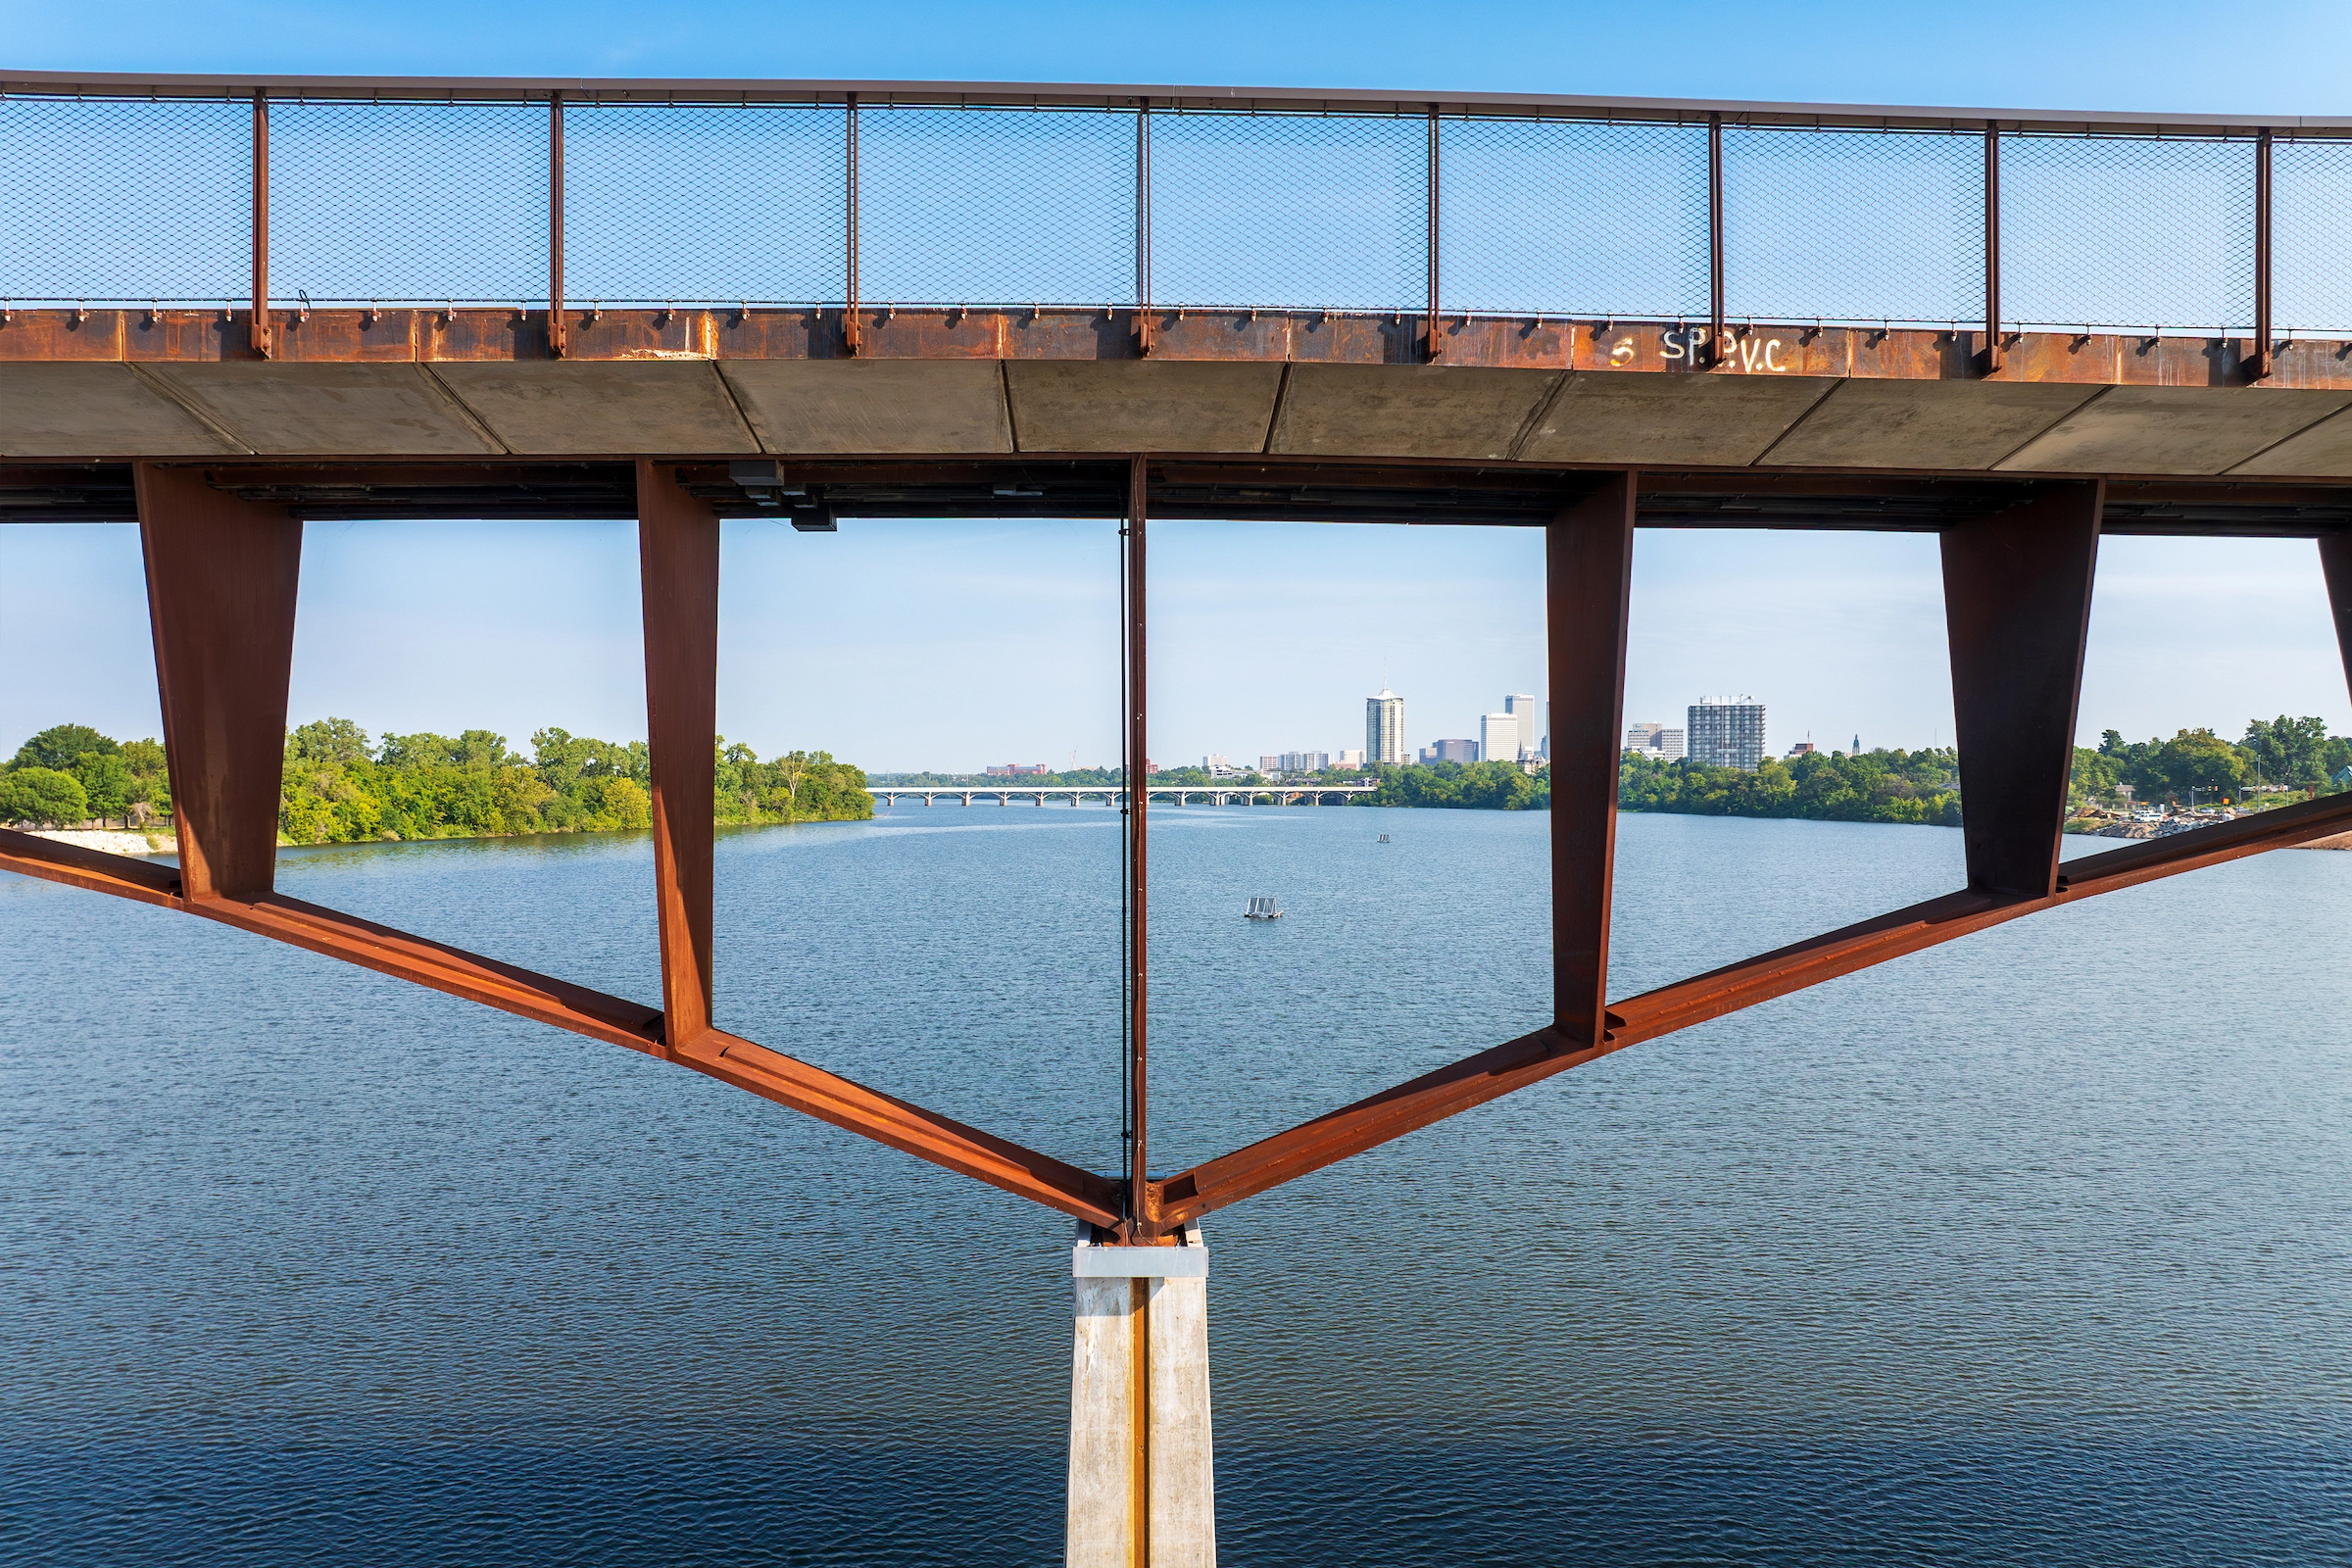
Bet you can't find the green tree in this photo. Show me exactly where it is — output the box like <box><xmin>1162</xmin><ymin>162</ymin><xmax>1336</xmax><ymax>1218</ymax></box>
<box><xmin>0</xmin><ymin>767</ymin><xmax>90</xmax><ymax>827</ymax></box>
<box><xmin>74</xmin><ymin>751</ymin><xmax>132</xmax><ymax>825</ymax></box>
<box><xmin>2151</xmin><ymin>727</ymin><xmax>2247</xmax><ymax>802</ymax></box>
<box><xmin>11</xmin><ymin>723</ymin><xmax>116</xmax><ymax>771</ymax></box>
<box><xmin>287</xmin><ymin>717</ymin><xmax>371</xmax><ymax>765</ymax></box>
<box><xmin>2241</xmin><ymin>714</ymin><xmax>2331</xmax><ymax>789</ymax></box>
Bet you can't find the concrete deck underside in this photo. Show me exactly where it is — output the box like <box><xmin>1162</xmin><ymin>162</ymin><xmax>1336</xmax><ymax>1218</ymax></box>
<box><xmin>11</xmin><ymin>311</ymin><xmax>2352</xmax><ymax>479</ymax></box>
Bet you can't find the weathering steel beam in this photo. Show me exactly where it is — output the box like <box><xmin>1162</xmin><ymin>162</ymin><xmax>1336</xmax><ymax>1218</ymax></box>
<box><xmin>1546</xmin><ymin>472</ymin><xmax>1635</xmax><ymax>1052</ymax></box>
<box><xmin>6</xmin><ymin>70</ymin><xmax>2350</xmax><ymax>138</ymax></box>
<box><xmin>639</xmin><ymin>460</ymin><xmax>720</xmax><ymax>1048</ymax></box>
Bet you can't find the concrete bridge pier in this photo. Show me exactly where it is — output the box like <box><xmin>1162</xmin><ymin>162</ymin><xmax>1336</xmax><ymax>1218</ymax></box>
<box><xmin>1067</xmin><ymin>1221</ymin><xmax>1214</xmax><ymax>1568</ymax></box>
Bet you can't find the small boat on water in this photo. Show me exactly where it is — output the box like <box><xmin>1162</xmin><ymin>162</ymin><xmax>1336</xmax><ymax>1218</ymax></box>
<box><xmin>1244</xmin><ymin>896</ymin><xmax>1283</xmax><ymax>920</ymax></box>
<box><xmin>1377</xmin><ymin>833</ymin><xmax>1392</xmax><ymax>843</ymax></box>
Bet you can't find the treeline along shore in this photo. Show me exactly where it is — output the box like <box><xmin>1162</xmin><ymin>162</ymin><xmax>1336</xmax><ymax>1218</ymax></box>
<box><xmin>2</xmin><ymin>715</ymin><xmax>2344</xmax><ymax>845</ymax></box>
<box><xmin>0</xmin><ymin>719</ymin><xmax>871</xmax><ymax>844</ymax></box>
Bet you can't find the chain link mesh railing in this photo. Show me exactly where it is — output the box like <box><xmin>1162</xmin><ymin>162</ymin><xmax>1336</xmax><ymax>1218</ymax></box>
<box><xmin>1725</xmin><ymin>126</ymin><xmax>1982</xmax><ymax>328</ymax></box>
<box><xmin>2273</xmin><ymin>138</ymin><xmax>2352</xmax><ymax>337</ymax></box>
<box><xmin>271</xmin><ymin>101</ymin><xmax>549</xmax><ymax>306</ymax></box>
<box><xmin>1440</xmin><ymin>118</ymin><xmax>1707</xmax><ymax>319</ymax></box>
<box><xmin>5</xmin><ymin>92</ymin><xmax>2349</xmax><ymax>341</ymax></box>
<box><xmin>0</xmin><ymin>97</ymin><xmax>249</xmax><ymax>305</ymax></box>
<box><xmin>2000</xmin><ymin>133</ymin><xmax>2256</xmax><ymax>335</ymax></box>
<box><xmin>860</xmin><ymin>107</ymin><xmax>1136</xmax><ymax>308</ymax></box>
<box><xmin>1151</xmin><ymin>111</ymin><xmax>1424</xmax><ymax>313</ymax></box>
<box><xmin>566</xmin><ymin>103</ymin><xmax>844</xmax><ymax>307</ymax></box>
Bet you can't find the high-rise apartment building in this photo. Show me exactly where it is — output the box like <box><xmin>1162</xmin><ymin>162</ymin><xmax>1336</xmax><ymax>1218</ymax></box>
<box><xmin>1504</xmin><ymin>693</ymin><xmax>1540</xmax><ymax>760</ymax></box>
<box><xmin>1423</xmin><ymin>738</ymin><xmax>1477</xmax><ymax>763</ymax></box>
<box><xmin>1366</xmin><ymin>689</ymin><xmax>1405</xmax><ymax>765</ymax></box>
<box><xmin>1480</xmin><ymin>712</ymin><xmax>1519</xmax><ymax>767</ymax></box>
<box><xmin>1335</xmin><ymin>749</ymin><xmax>1365</xmax><ymax>768</ymax></box>
<box><xmin>1625</xmin><ymin>721</ymin><xmax>1686</xmax><ymax>761</ymax></box>
<box><xmin>1687</xmin><ymin>699</ymin><xmax>1766</xmax><ymax>770</ymax></box>
<box><xmin>1278</xmin><ymin>751</ymin><xmax>1329</xmax><ymax>773</ymax></box>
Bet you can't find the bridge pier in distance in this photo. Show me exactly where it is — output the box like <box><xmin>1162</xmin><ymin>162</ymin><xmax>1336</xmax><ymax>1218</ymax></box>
<box><xmin>1067</xmin><ymin>1222</ymin><xmax>1215</xmax><ymax>1568</ymax></box>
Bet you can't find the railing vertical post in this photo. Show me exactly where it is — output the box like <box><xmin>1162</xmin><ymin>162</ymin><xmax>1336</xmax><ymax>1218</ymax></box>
<box><xmin>1136</xmin><ymin>99</ymin><xmax>1153</xmax><ymax>356</ymax></box>
<box><xmin>549</xmin><ymin>90</ymin><xmax>566</xmax><ymax>359</ymax></box>
<box><xmin>1941</xmin><ymin>483</ymin><xmax>2104</xmax><ymax>899</ymax></box>
<box><xmin>1706</xmin><ymin>112</ymin><xmax>1725</xmax><ymax>368</ymax></box>
<box><xmin>251</xmin><ymin>88</ymin><xmax>270</xmax><ymax>359</ymax></box>
<box><xmin>2255</xmin><ymin>127</ymin><xmax>2274</xmax><ymax>381</ymax></box>
<box><xmin>1425</xmin><ymin>104</ymin><xmax>1442</xmax><ymax>362</ymax></box>
<box><xmin>1548</xmin><ymin>472</ymin><xmax>1637</xmax><ymax>1050</ymax></box>
<box><xmin>1124</xmin><ymin>455</ymin><xmax>1152</xmax><ymax>1239</ymax></box>
<box><xmin>1984</xmin><ymin>121</ymin><xmax>2003</xmax><ymax>374</ymax></box>
<box><xmin>844</xmin><ymin>93</ymin><xmax>861</xmax><ymax>356</ymax></box>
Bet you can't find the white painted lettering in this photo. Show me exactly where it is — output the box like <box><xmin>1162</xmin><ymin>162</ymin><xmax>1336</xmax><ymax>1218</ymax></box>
<box><xmin>1609</xmin><ymin>337</ymin><xmax>1635</xmax><ymax>366</ymax></box>
<box><xmin>1660</xmin><ymin>328</ymin><xmax>1686</xmax><ymax>363</ymax></box>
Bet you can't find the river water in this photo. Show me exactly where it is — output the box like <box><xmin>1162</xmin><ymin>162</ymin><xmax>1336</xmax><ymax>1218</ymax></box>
<box><xmin>3</xmin><ymin>807</ymin><xmax>2348</xmax><ymax>1565</ymax></box>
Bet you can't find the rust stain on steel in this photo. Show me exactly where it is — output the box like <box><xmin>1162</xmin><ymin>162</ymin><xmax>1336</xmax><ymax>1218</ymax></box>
<box><xmin>639</xmin><ymin>462</ymin><xmax>720</xmax><ymax>1049</ymax></box>
<box><xmin>136</xmin><ymin>463</ymin><xmax>302</xmax><ymax>903</ymax></box>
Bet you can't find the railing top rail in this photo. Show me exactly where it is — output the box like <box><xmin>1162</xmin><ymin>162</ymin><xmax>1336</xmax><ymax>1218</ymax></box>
<box><xmin>0</xmin><ymin>69</ymin><xmax>2343</xmax><ymax>138</ymax></box>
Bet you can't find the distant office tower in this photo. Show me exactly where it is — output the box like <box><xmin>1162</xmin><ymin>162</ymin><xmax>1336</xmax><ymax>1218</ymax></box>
<box><xmin>1504</xmin><ymin>694</ymin><xmax>1539</xmax><ymax>760</ymax></box>
<box><xmin>1366</xmin><ymin>689</ymin><xmax>1405</xmax><ymax>765</ymax></box>
<box><xmin>1336</xmin><ymin>748</ymin><xmax>1365</xmax><ymax>768</ymax></box>
<box><xmin>1481</xmin><ymin>712</ymin><xmax>1519</xmax><ymax>766</ymax></box>
<box><xmin>1279</xmin><ymin>751</ymin><xmax>1329</xmax><ymax>773</ymax></box>
<box><xmin>1625</xmin><ymin>721</ymin><xmax>1687</xmax><ymax>761</ymax></box>
<box><xmin>1258</xmin><ymin>755</ymin><xmax>1281</xmax><ymax>773</ymax></box>
<box><xmin>1688</xmin><ymin>699</ymin><xmax>1767</xmax><ymax>770</ymax></box>
<box><xmin>1424</xmin><ymin>738</ymin><xmax>1477</xmax><ymax>763</ymax></box>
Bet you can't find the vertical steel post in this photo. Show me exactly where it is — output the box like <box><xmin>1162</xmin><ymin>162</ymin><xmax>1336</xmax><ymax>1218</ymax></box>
<box><xmin>1547</xmin><ymin>473</ymin><xmax>1637</xmax><ymax>1049</ymax></box>
<box><xmin>250</xmin><ymin>89</ymin><xmax>270</xmax><ymax>359</ymax></box>
<box><xmin>638</xmin><ymin>462</ymin><xmax>720</xmax><ymax>1049</ymax></box>
<box><xmin>1984</xmin><ymin>122</ymin><xmax>2003</xmax><ymax>373</ymax></box>
<box><xmin>2255</xmin><ymin>127</ymin><xmax>2274</xmax><ymax>381</ymax></box>
<box><xmin>844</xmin><ymin>94</ymin><xmax>861</xmax><ymax>356</ymax></box>
<box><xmin>549</xmin><ymin>91</ymin><xmax>566</xmax><ymax>358</ymax></box>
<box><xmin>1425</xmin><ymin>104</ymin><xmax>1442</xmax><ymax>362</ymax></box>
<box><xmin>1136</xmin><ymin>100</ymin><xmax>1154</xmax><ymax>356</ymax></box>
<box><xmin>1941</xmin><ymin>482</ymin><xmax>2104</xmax><ymax>899</ymax></box>
<box><xmin>134</xmin><ymin>464</ymin><xmax>303</xmax><ymax>903</ymax></box>
<box><xmin>1124</xmin><ymin>456</ymin><xmax>1151</xmax><ymax>1238</ymax></box>
<box><xmin>2321</xmin><ymin>531</ymin><xmax>2352</xmax><ymax>701</ymax></box>
<box><xmin>1706</xmin><ymin>112</ymin><xmax>1725</xmax><ymax>368</ymax></box>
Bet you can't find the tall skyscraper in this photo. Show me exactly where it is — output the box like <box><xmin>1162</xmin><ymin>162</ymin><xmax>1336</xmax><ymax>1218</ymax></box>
<box><xmin>1504</xmin><ymin>694</ymin><xmax>1539</xmax><ymax>760</ymax></box>
<box><xmin>1688</xmin><ymin>699</ymin><xmax>1767</xmax><ymax>770</ymax></box>
<box><xmin>1480</xmin><ymin>712</ymin><xmax>1518</xmax><ymax>766</ymax></box>
<box><xmin>1366</xmin><ymin>689</ymin><xmax>1404</xmax><ymax>765</ymax></box>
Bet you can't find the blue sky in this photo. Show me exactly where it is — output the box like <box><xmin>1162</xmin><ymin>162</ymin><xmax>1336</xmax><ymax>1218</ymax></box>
<box><xmin>5</xmin><ymin>1</ymin><xmax>2351</xmax><ymax>769</ymax></box>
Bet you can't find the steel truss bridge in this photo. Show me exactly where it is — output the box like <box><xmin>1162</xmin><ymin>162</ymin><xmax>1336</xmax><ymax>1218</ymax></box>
<box><xmin>869</xmin><ymin>783</ymin><xmax>1377</xmax><ymax>807</ymax></box>
<box><xmin>5</xmin><ymin>74</ymin><xmax>2352</xmax><ymax>1246</ymax></box>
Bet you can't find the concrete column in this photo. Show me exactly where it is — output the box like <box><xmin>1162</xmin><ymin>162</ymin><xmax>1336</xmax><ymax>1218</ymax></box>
<box><xmin>1066</xmin><ymin>1221</ymin><xmax>1215</xmax><ymax>1568</ymax></box>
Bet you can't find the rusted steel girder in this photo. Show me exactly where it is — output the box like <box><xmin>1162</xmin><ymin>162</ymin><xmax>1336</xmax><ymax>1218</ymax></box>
<box><xmin>136</xmin><ymin>462</ymin><xmax>302</xmax><ymax>902</ymax></box>
<box><xmin>1943</xmin><ymin>481</ymin><xmax>2103</xmax><ymax>898</ymax></box>
<box><xmin>639</xmin><ymin>461</ymin><xmax>719</xmax><ymax>1048</ymax></box>
<box><xmin>1547</xmin><ymin>473</ymin><xmax>1636</xmax><ymax>1051</ymax></box>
